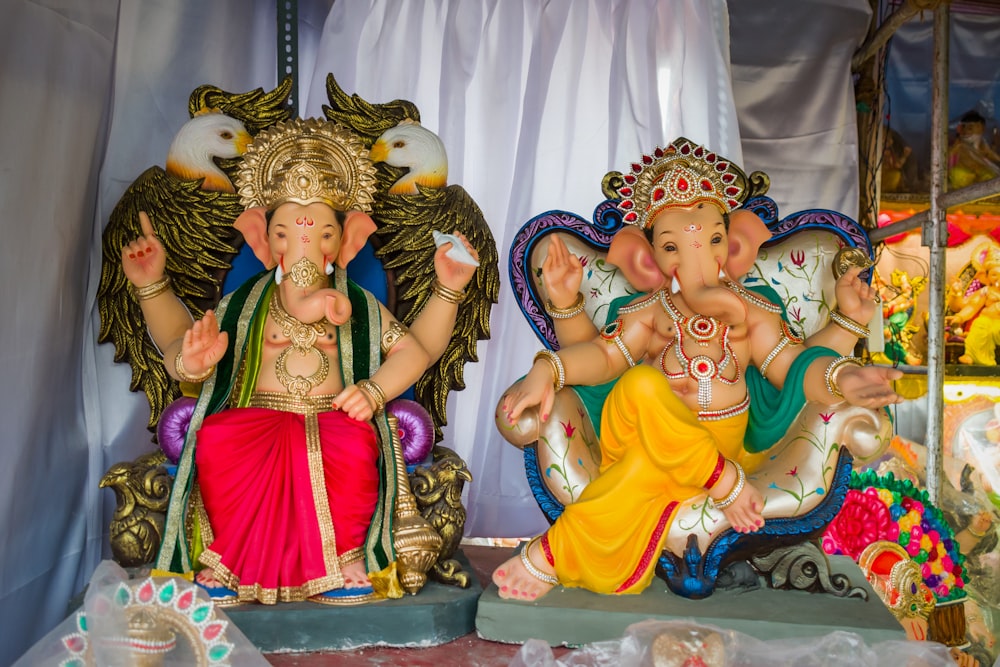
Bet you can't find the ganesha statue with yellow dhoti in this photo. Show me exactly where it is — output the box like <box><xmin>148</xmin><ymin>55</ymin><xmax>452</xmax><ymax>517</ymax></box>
<box><xmin>495</xmin><ymin>138</ymin><xmax>905</xmax><ymax>601</ymax></box>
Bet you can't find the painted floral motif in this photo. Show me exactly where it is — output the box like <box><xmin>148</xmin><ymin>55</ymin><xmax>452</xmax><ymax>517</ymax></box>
<box><xmin>542</xmin><ymin>409</ymin><xmax>600</xmax><ymax>503</ymax></box>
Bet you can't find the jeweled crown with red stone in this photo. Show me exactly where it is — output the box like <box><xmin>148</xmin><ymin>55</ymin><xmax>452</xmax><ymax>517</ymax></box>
<box><xmin>617</xmin><ymin>137</ymin><xmax>749</xmax><ymax>229</ymax></box>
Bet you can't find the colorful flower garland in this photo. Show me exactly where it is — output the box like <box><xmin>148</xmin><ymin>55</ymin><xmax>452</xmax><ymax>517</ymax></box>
<box><xmin>822</xmin><ymin>470</ymin><xmax>967</xmax><ymax>603</ymax></box>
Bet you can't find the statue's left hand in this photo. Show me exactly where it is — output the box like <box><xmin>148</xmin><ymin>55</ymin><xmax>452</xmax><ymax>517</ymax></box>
<box><xmin>835</xmin><ymin>266</ymin><xmax>878</xmax><ymax>325</ymax></box>
<box><xmin>836</xmin><ymin>364</ymin><xmax>904</xmax><ymax>409</ymax></box>
<box><xmin>434</xmin><ymin>230</ymin><xmax>479</xmax><ymax>292</ymax></box>
<box><xmin>180</xmin><ymin>310</ymin><xmax>228</xmax><ymax>376</ymax></box>
<box><xmin>334</xmin><ymin>384</ymin><xmax>375</xmax><ymax>422</ymax></box>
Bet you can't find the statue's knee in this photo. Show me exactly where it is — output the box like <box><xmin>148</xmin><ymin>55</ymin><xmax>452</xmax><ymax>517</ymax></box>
<box><xmin>495</xmin><ymin>386</ymin><xmax>542</xmax><ymax>448</ymax></box>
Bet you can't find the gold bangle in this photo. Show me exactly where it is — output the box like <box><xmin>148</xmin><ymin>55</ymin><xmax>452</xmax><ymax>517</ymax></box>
<box><xmin>533</xmin><ymin>349</ymin><xmax>565</xmax><ymax>392</ymax></box>
<box><xmin>431</xmin><ymin>279</ymin><xmax>467</xmax><ymax>304</ymax></box>
<box><xmin>545</xmin><ymin>293</ymin><xmax>585</xmax><ymax>319</ymax></box>
<box><xmin>709</xmin><ymin>461</ymin><xmax>745</xmax><ymax>511</ymax></box>
<box><xmin>132</xmin><ymin>275</ymin><xmax>172</xmax><ymax>301</ymax></box>
<box><xmin>356</xmin><ymin>379</ymin><xmax>387</xmax><ymax>415</ymax></box>
<box><xmin>967</xmin><ymin>524</ymin><xmax>989</xmax><ymax>539</ymax></box>
<box><xmin>830</xmin><ymin>309</ymin><xmax>870</xmax><ymax>338</ymax></box>
<box><xmin>174</xmin><ymin>350</ymin><xmax>213</xmax><ymax>383</ymax></box>
<box><xmin>520</xmin><ymin>537</ymin><xmax>558</xmax><ymax>586</ymax></box>
<box><xmin>824</xmin><ymin>355</ymin><xmax>863</xmax><ymax>398</ymax></box>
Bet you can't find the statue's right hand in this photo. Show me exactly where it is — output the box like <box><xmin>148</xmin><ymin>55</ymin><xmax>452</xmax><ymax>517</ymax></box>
<box><xmin>180</xmin><ymin>310</ymin><xmax>228</xmax><ymax>376</ymax></box>
<box><xmin>501</xmin><ymin>363</ymin><xmax>556</xmax><ymax>424</ymax></box>
<box><xmin>542</xmin><ymin>235</ymin><xmax>584</xmax><ymax>309</ymax></box>
<box><xmin>121</xmin><ymin>211</ymin><xmax>167</xmax><ymax>288</ymax></box>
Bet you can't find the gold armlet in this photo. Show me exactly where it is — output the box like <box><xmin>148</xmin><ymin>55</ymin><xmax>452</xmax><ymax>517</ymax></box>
<box><xmin>174</xmin><ymin>351</ymin><xmax>213</xmax><ymax>383</ymax></box>
<box><xmin>759</xmin><ymin>320</ymin><xmax>804</xmax><ymax>380</ymax></box>
<box><xmin>432</xmin><ymin>279</ymin><xmax>467</xmax><ymax>304</ymax></box>
<box><xmin>600</xmin><ymin>319</ymin><xmax>636</xmax><ymax>367</ymax></box>
<box><xmin>545</xmin><ymin>293</ymin><xmax>585</xmax><ymax>319</ymax></box>
<box><xmin>824</xmin><ymin>355</ymin><xmax>863</xmax><ymax>398</ymax></box>
<box><xmin>830</xmin><ymin>309</ymin><xmax>870</xmax><ymax>338</ymax></box>
<box><xmin>380</xmin><ymin>320</ymin><xmax>410</xmax><ymax>356</ymax></box>
<box><xmin>132</xmin><ymin>275</ymin><xmax>172</xmax><ymax>301</ymax></box>
<box><xmin>709</xmin><ymin>461</ymin><xmax>745</xmax><ymax>511</ymax></box>
<box><xmin>533</xmin><ymin>349</ymin><xmax>566</xmax><ymax>392</ymax></box>
<box><xmin>356</xmin><ymin>379</ymin><xmax>387</xmax><ymax>416</ymax></box>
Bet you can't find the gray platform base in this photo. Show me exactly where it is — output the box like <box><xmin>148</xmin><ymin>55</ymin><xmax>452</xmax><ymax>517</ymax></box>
<box><xmin>476</xmin><ymin>554</ymin><xmax>905</xmax><ymax>648</ymax></box>
<box><xmin>225</xmin><ymin>550</ymin><xmax>481</xmax><ymax>653</ymax></box>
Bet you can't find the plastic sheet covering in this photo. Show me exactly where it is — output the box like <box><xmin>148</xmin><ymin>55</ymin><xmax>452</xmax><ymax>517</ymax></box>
<box><xmin>12</xmin><ymin>561</ymin><xmax>269</xmax><ymax>667</ymax></box>
<box><xmin>509</xmin><ymin>619</ymin><xmax>964</xmax><ymax>667</ymax></box>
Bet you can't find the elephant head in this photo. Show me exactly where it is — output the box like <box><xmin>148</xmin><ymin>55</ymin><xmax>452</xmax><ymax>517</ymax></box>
<box><xmin>607</xmin><ymin>206</ymin><xmax>770</xmax><ymax>324</ymax></box>
<box><xmin>234</xmin><ymin>201</ymin><xmax>376</xmax><ymax>325</ymax></box>
<box><xmin>606</xmin><ymin>137</ymin><xmax>769</xmax><ymax>324</ymax></box>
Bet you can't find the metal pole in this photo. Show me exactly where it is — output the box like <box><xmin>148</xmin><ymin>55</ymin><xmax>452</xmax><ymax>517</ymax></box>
<box><xmin>869</xmin><ymin>175</ymin><xmax>1000</xmax><ymax>243</ymax></box>
<box><xmin>277</xmin><ymin>0</ymin><xmax>299</xmax><ymax>118</ymax></box>
<box><xmin>922</xmin><ymin>4</ymin><xmax>949</xmax><ymax>506</ymax></box>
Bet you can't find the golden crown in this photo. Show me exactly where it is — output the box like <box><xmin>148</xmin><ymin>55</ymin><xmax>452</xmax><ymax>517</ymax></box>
<box><xmin>235</xmin><ymin>118</ymin><xmax>378</xmax><ymax>212</ymax></box>
<box><xmin>617</xmin><ymin>137</ymin><xmax>749</xmax><ymax>229</ymax></box>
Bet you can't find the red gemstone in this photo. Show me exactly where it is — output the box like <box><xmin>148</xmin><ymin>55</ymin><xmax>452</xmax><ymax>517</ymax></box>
<box><xmin>654</xmin><ymin>147</ymin><xmax>664</xmax><ymax>158</ymax></box>
<box><xmin>203</xmin><ymin>622</ymin><xmax>224</xmax><ymax>641</ymax></box>
<box><xmin>619</xmin><ymin>199</ymin><xmax>633</xmax><ymax>209</ymax></box>
<box><xmin>721</xmin><ymin>173</ymin><xmax>735</xmax><ymax>183</ymax></box>
<box><xmin>697</xmin><ymin>361</ymin><xmax>709</xmax><ymax>372</ymax></box>
<box><xmin>624</xmin><ymin>174</ymin><xmax>637</xmax><ymax>184</ymax></box>
<box><xmin>728</xmin><ymin>199</ymin><xmax>738</xmax><ymax>208</ymax></box>
<box><xmin>618</xmin><ymin>187</ymin><xmax>633</xmax><ymax>196</ymax></box>
<box><xmin>177</xmin><ymin>589</ymin><xmax>194</xmax><ymax>610</ymax></box>
<box><xmin>632</xmin><ymin>163</ymin><xmax>643</xmax><ymax>173</ymax></box>
<box><xmin>700</xmin><ymin>179</ymin><xmax>713</xmax><ymax>191</ymax></box>
<box><xmin>138</xmin><ymin>581</ymin><xmax>154</xmax><ymax>603</ymax></box>
<box><xmin>642</xmin><ymin>154</ymin><xmax>654</xmax><ymax>165</ymax></box>
<box><xmin>64</xmin><ymin>636</ymin><xmax>85</xmax><ymax>652</ymax></box>
<box><xmin>653</xmin><ymin>187</ymin><xmax>665</xmax><ymax>201</ymax></box>
<box><xmin>676</xmin><ymin>178</ymin><xmax>689</xmax><ymax>192</ymax></box>
<box><xmin>680</xmin><ymin>143</ymin><xmax>691</xmax><ymax>155</ymax></box>
<box><xmin>706</xmin><ymin>152</ymin><xmax>716</xmax><ymax>162</ymax></box>
<box><xmin>725</xmin><ymin>186</ymin><xmax>739</xmax><ymax>195</ymax></box>
<box><xmin>623</xmin><ymin>212</ymin><xmax>638</xmax><ymax>222</ymax></box>
<box><xmin>694</xmin><ymin>146</ymin><xmax>704</xmax><ymax>157</ymax></box>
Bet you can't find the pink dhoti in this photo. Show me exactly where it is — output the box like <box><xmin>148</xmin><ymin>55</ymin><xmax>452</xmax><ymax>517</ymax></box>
<box><xmin>194</xmin><ymin>393</ymin><xmax>379</xmax><ymax>603</ymax></box>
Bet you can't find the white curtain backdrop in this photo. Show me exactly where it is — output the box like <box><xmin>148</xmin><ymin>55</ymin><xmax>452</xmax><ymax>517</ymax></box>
<box><xmin>1</xmin><ymin>1</ymin><xmax>869</xmax><ymax>662</ymax></box>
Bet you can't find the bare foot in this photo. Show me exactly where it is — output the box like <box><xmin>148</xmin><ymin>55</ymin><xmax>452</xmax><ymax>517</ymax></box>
<box><xmin>491</xmin><ymin>538</ymin><xmax>557</xmax><ymax>601</ymax></box>
<box><xmin>195</xmin><ymin>567</ymin><xmax>228</xmax><ymax>589</ymax></box>
<box><xmin>341</xmin><ymin>560</ymin><xmax>371</xmax><ymax>589</ymax></box>
<box><xmin>710</xmin><ymin>461</ymin><xmax>765</xmax><ymax>534</ymax></box>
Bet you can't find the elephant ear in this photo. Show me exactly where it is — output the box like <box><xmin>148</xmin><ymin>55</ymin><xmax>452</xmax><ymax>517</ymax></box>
<box><xmin>607</xmin><ymin>226</ymin><xmax>664</xmax><ymax>293</ymax></box>
<box><xmin>234</xmin><ymin>207</ymin><xmax>275</xmax><ymax>269</ymax></box>
<box><xmin>726</xmin><ymin>209</ymin><xmax>771</xmax><ymax>279</ymax></box>
<box><xmin>337</xmin><ymin>210</ymin><xmax>377</xmax><ymax>268</ymax></box>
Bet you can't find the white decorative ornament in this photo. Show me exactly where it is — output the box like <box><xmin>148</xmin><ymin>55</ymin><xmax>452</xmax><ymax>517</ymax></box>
<box><xmin>275</xmin><ymin>262</ymin><xmax>284</xmax><ymax>285</ymax></box>
<box><xmin>432</xmin><ymin>230</ymin><xmax>479</xmax><ymax>267</ymax></box>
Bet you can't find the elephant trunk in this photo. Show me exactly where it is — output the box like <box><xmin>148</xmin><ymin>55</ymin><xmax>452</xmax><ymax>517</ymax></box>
<box><xmin>276</xmin><ymin>257</ymin><xmax>352</xmax><ymax>325</ymax></box>
<box><xmin>672</xmin><ymin>261</ymin><xmax>746</xmax><ymax>325</ymax></box>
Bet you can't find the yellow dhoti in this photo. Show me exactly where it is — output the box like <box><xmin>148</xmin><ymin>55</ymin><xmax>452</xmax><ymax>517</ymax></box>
<box><xmin>545</xmin><ymin>365</ymin><xmax>753</xmax><ymax>594</ymax></box>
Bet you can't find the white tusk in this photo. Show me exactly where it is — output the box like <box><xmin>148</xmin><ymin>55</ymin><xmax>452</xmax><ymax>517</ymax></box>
<box><xmin>718</xmin><ymin>268</ymin><xmax>727</xmax><ymax>280</ymax></box>
<box><xmin>671</xmin><ymin>276</ymin><xmax>681</xmax><ymax>294</ymax></box>
<box><xmin>325</xmin><ymin>261</ymin><xmax>335</xmax><ymax>275</ymax></box>
<box><xmin>275</xmin><ymin>263</ymin><xmax>284</xmax><ymax>285</ymax></box>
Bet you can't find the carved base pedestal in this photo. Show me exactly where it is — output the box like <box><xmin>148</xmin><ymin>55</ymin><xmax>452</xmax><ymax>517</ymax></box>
<box><xmin>476</xmin><ymin>552</ymin><xmax>904</xmax><ymax>648</ymax></box>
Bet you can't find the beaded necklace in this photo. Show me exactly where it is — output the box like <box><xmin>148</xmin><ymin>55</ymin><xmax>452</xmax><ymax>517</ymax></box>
<box><xmin>657</xmin><ymin>290</ymin><xmax>741</xmax><ymax>410</ymax></box>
